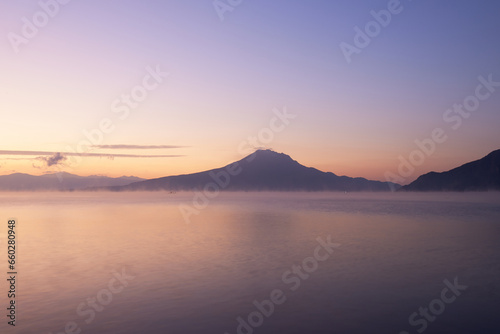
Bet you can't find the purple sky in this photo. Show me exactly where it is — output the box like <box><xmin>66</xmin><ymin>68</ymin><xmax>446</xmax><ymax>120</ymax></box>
<box><xmin>1</xmin><ymin>0</ymin><xmax>499</xmax><ymax>183</ymax></box>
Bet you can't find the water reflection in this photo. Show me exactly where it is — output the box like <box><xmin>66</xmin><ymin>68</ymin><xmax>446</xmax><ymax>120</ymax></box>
<box><xmin>0</xmin><ymin>192</ymin><xmax>498</xmax><ymax>333</ymax></box>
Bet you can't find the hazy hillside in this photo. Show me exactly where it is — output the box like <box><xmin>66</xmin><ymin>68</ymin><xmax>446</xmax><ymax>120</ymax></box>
<box><xmin>106</xmin><ymin>150</ymin><xmax>399</xmax><ymax>192</ymax></box>
<box><xmin>401</xmin><ymin>150</ymin><xmax>500</xmax><ymax>191</ymax></box>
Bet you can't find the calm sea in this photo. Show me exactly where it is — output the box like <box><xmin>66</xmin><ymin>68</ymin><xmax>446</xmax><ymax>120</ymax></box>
<box><xmin>1</xmin><ymin>192</ymin><xmax>499</xmax><ymax>334</ymax></box>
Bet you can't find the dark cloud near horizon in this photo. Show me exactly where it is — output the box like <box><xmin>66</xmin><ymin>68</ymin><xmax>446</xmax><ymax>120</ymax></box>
<box><xmin>43</xmin><ymin>152</ymin><xmax>67</xmax><ymax>166</ymax></box>
<box><xmin>92</xmin><ymin>145</ymin><xmax>186</xmax><ymax>149</ymax></box>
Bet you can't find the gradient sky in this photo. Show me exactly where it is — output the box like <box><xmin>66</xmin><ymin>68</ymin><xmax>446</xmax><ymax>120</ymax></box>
<box><xmin>1</xmin><ymin>0</ymin><xmax>499</xmax><ymax>184</ymax></box>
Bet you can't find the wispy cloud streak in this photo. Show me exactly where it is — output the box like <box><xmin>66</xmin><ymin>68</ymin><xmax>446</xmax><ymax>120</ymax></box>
<box><xmin>0</xmin><ymin>150</ymin><xmax>183</xmax><ymax>158</ymax></box>
<box><xmin>92</xmin><ymin>145</ymin><xmax>185</xmax><ymax>150</ymax></box>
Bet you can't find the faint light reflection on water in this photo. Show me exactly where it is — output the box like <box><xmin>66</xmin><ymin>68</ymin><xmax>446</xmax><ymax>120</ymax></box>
<box><xmin>0</xmin><ymin>191</ymin><xmax>499</xmax><ymax>334</ymax></box>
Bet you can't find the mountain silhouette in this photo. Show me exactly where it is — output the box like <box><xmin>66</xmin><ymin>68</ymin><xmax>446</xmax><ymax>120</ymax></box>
<box><xmin>0</xmin><ymin>172</ymin><xmax>143</xmax><ymax>191</ymax></box>
<box><xmin>106</xmin><ymin>150</ymin><xmax>399</xmax><ymax>191</ymax></box>
<box><xmin>401</xmin><ymin>149</ymin><xmax>500</xmax><ymax>191</ymax></box>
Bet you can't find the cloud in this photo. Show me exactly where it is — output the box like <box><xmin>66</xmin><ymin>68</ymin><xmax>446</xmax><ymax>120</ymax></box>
<box><xmin>42</xmin><ymin>152</ymin><xmax>67</xmax><ymax>166</ymax></box>
<box><xmin>92</xmin><ymin>145</ymin><xmax>185</xmax><ymax>149</ymax></box>
<box><xmin>0</xmin><ymin>150</ymin><xmax>183</xmax><ymax>158</ymax></box>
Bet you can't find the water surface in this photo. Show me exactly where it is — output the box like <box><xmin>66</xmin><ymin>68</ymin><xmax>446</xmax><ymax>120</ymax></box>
<box><xmin>1</xmin><ymin>192</ymin><xmax>499</xmax><ymax>334</ymax></box>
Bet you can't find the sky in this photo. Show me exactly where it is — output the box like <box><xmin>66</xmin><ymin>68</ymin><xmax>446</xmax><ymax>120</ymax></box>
<box><xmin>1</xmin><ymin>0</ymin><xmax>499</xmax><ymax>184</ymax></box>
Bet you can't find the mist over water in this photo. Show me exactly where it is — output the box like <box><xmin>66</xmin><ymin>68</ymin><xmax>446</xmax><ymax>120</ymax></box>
<box><xmin>1</xmin><ymin>192</ymin><xmax>499</xmax><ymax>334</ymax></box>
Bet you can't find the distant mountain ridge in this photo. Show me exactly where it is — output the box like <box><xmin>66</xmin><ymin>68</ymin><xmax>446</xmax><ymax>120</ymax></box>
<box><xmin>3</xmin><ymin>150</ymin><xmax>498</xmax><ymax>192</ymax></box>
<box><xmin>105</xmin><ymin>150</ymin><xmax>399</xmax><ymax>192</ymax></box>
<box><xmin>401</xmin><ymin>149</ymin><xmax>500</xmax><ymax>191</ymax></box>
<box><xmin>0</xmin><ymin>172</ymin><xmax>144</xmax><ymax>191</ymax></box>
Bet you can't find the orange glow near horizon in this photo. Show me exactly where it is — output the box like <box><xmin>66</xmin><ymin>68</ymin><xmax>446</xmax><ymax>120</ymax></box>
<box><xmin>1</xmin><ymin>143</ymin><xmax>497</xmax><ymax>185</ymax></box>
<box><xmin>1</xmin><ymin>2</ymin><xmax>500</xmax><ymax>185</ymax></box>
